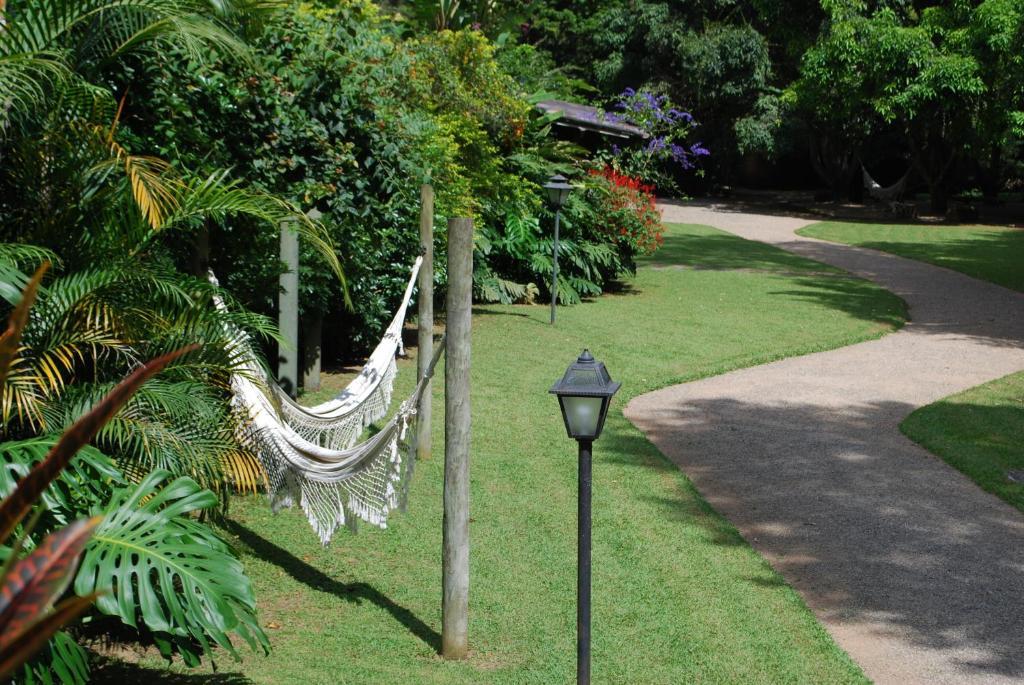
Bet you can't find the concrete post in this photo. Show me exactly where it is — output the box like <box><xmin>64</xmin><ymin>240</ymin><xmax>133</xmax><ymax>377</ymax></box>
<box><xmin>301</xmin><ymin>314</ymin><xmax>322</xmax><ymax>393</ymax></box>
<box><xmin>278</xmin><ymin>222</ymin><xmax>299</xmax><ymax>398</ymax></box>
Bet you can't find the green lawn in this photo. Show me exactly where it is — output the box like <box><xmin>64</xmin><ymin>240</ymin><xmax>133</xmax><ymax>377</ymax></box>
<box><xmin>797</xmin><ymin>221</ymin><xmax>1024</xmax><ymax>291</ymax></box>
<box><xmin>95</xmin><ymin>222</ymin><xmax>905</xmax><ymax>684</ymax></box>
<box><xmin>902</xmin><ymin>373</ymin><xmax>1024</xmax><ymax>512</ymax></box>
<box><xmin>798</xmin><ymin>219</ymin><xmax>1024</xmax><ymax>517</ymax></box>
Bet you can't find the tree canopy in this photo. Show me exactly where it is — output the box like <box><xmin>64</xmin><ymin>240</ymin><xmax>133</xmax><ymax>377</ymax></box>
<box><xmin>390</xmin><ymin>0</ymin><xmax>1023</xmax><ymax>209</ymax></box>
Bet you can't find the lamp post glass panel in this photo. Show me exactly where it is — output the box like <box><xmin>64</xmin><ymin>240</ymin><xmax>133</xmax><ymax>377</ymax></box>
<box><xmin>544</xmin><ymin>174</ymin><xmax>573</xmax><ymax>325</ymax></box>
<box><xmin>549</xmin><ymin>350</ymin><xmax>621</xmax><ymax>685</ymax></box>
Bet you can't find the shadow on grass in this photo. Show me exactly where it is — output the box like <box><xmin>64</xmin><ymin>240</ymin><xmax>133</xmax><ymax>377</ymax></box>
<box><xmin>471</xmin><ymin>306</ymin><xmax>535</xmax><ymax>319</ymax></box>
<box><xmin>902</xmin><ymin>397</ymin><xmax>1024</xmax><ymax>513</ymax></box>
<box><xmin>601</xmin><ymin>278</ymin><xmax>641</xmax><ymax>297</ymax></box>
<box><xmin>599</xmin><ymin>426</ymin><xmax>748</xmax><ymax>551</ymax></box>
<box><xmin>742</xmin><ymin>574</ymin><xmax>790</xmax><ymax>589</ymax></box>
<box><xmin>223</xmin><ymin>520</ymin><xmax>441</xmax><ymax>653</ymax></box>
<box><xmin>643</xmin><ymin>230</ymin><xmax>832</xmax><ymax>273</ymax></box>
<box><xmin>599</xmin><ymin>424</ymin><xmax>676</xmax><ymax>474</ymax></box>
<box><xmin>638</xmin><ymin>229</ymin><xmax>907</xmax><ymax>333</ymax></box>
<box><xmin>766</xmin><ymin>234</ymin><xmax>1024</xmax><ymax>349</ymax></box>
<box><xmin>801</xmin><ymin>223</ymin><xmax>1024</xmax><ymax>294</ymax></box>
<box><xmin>775</xmin><ymin>276</ymin><xmax>908</xmax><ymax>330</ymax></box>
<box><xmin>90</xmin><ymin>658</ymin><xmax>252</xmax><ymax>684</ymax></box>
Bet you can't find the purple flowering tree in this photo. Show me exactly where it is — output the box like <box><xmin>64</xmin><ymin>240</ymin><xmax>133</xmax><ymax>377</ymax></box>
<box><xmin>599</xmin><ymin>87</ymin><xmax>710</xmax><ymax>193</ymax></box>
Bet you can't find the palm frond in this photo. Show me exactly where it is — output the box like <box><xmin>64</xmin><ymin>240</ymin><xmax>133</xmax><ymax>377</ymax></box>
<box><xmin>2</xmin><ymin>354</ymin><xmax>47</xmax><ymax>431</ymax></box>
<box><xmin>0</xmin><ymin>53</ymin><xmax>69</xmax><ymax>128</ymax></box>
<box><xmin>0</xmin><ymin>244</ymin><xmax>57</xmax><ymax>271</ymax></box>
<box><xmin>1</xmin><ymin>0</ymin><xmax>259</xmax><ymax>57</ymax></box>
<box><xmin>0</xmin><ymin>438</ymin><xmax>123</xmax><ymax>527</ymax></box>
<box><xmin>40</xmin><ymin>377</ymin><xmax>260</xmax><ymax>498</ymax></box>
<box><xmin>0</xmin><ymin>0</ymin><xmax>278</xmax><ymax>131</ymax></box>
<box><xmin>20</xmin><ymin>630</ymin><xmax>89</xmax><ymax>685</ymax></box>
<box><xmin>150</xmin><ymin>170</ymin><xmax>347</xmax><ymax>300</ymax></box>
<box><xmin>88</xmin><ymin>136</ymin><xmax>179</xmax><ymax>230</ymax></box>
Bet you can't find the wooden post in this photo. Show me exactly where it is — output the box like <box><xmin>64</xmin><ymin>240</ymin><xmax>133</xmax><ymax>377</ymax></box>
<box><xmin>442</xmin><ymin>217</ymin><xmax>472</xmax><ymax>660</ymax></box>
<box><xmin>417</xmin><ymin>183</ymin><xmax>435</xmax><ymax>460</ymax></box>
<box><xmin>278</xmin><ymin>222</ymin><xmax>299</xmax><ymax>398</ymax></box>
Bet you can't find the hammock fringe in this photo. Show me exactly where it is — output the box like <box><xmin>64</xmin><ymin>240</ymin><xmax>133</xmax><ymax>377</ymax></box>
<box><xmin>212</xmin><ymin>258</ymin><xmax>438</xmax><ymax>544</ymax></box>
<box><xmin>231</xmin><ymin>336</ymin><xmax>445</xmax><ymax>545</ymax></box>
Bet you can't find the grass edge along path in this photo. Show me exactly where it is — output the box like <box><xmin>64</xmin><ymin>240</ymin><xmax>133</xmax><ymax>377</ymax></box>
<box><xmin>797</xmin><ymin>220</ymin><xmax>1024</xmax><ymax>293</ymax></box>
<box><xmin>901</xmin><ymin>371</ymin><xmax>1024</xmax><ymax>514</ymax></box>
<box><xmin>95</xmin><ymin>222</ymin><xmax>906</xmax><ymax>684</ymax></box>
<box><xmin>799</xmin><ymin>220</ymin><xmax>1024</xmax><ymax>516</ymax></box>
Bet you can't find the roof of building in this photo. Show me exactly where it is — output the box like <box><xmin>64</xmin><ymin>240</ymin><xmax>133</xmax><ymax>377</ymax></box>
<box><xmin>536</xmin><ymin>100</ymin><xmax>647</xmax><ymax>140</ymax></box>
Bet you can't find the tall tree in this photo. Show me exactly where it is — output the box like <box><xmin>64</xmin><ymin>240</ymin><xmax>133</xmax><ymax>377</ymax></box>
<box><xmin>790</xmin><ymin>1</ymin><xmax>878</xmax><ymax>199</ymax></box>
<box><xmin>794</xmin><ymin>1</ymin><xmax>988</xmax><ymax>212</ymax></box>
<box><xmin>968</xmin><ymin>0</ymin><xmax>1024</xmax><ymax>198</ymax></box>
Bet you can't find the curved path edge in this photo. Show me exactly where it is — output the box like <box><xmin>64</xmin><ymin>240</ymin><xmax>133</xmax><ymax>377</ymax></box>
<box><xmin>626</xmin><ymin>201</ymin><xmax>1024</xmax><ymax>684</ymax></box>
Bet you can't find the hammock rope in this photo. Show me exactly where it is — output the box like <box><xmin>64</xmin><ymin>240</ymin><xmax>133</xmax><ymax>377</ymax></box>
<box><xmin>210</xmin><ymin>257</ymin><xmax>437</xmax><ymax>543</ymax></box>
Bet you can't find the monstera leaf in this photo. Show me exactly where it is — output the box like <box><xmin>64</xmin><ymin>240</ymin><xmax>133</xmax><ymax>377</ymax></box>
<box><xmin>75</xmin><ymin>470</ymin><xmax>269</xmax><ymax>664</ymax></box>
<box><xmin>0</xmin><ymin>268</ymin><xmax>197</xmax><ymax>678</ymax></box>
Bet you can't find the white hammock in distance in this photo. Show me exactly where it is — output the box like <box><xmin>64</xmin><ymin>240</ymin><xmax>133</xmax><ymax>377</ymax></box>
<box><xmin>232</xmin><ymin>335</ymin><xmax>445</xmax><ymax>545</ymax></box>
<box><xmin>863</xmin><ymin>167</ymin><xmax>909</xmax><ymax>202</ymax></box>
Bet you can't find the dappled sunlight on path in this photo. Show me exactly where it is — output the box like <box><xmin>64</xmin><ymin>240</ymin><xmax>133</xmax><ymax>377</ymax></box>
<box><xmin>627</xmin><ymin>202</ymin><xmax>1024</xmax><ymax>684</ymax></box>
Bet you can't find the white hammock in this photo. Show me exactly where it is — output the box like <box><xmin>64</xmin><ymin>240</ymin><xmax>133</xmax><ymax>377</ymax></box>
<box><xmin>273</xmin><ymin>257</ymin><xmax>423</xmax><ymax>449</ymax></box>
<box><xmin>863</xmin><ymin>167</ymin><xmax>909</xmax><ymax>202</ymax></box>
<box><xmin>211</xmin><ymin>257</ymin><xmax>423</xmax><ymax>450</ymax></box>
<box><xmin>232</xmin><ymin>335</ymin><xmax>445</xmax><ymax>545</ymax></box>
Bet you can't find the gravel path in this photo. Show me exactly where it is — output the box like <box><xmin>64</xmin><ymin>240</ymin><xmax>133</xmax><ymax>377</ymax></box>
<box><xmin>626</xmin><ymin>202</ymin><xmax>1024</xmax><ymax>684</ymax></box>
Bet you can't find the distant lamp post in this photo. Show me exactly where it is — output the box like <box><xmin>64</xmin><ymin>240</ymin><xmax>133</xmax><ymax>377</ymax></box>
<box><xmin>544</xmin><ymin>174</ymin><xmax>573</xmax><ymax>324</ymax></box>
<box><xmin>549</xmin><ymin>350</ymin><xmax>621</xmax><ymax>685</ymax></box>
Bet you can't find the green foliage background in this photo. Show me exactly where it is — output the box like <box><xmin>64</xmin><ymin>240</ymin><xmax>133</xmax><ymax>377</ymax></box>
<box><xmin>394</xmin><ymin>0</ymin><xmax>1023</xmax><ymax>209</ymax></box>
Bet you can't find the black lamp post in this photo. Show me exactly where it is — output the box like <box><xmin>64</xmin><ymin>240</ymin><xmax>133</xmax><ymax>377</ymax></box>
<box><xmin>544</xmin><ymin>174</ymin><xmax>573</xmax><ymax>324</ymax></box>
<box><xmin>549</xmin><ymin>350</ymin><xmax>621</xmax><ymax>685</ymax></box>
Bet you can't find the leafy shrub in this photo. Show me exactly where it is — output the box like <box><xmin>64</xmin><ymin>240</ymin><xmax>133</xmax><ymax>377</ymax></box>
<box><xmin>405</xmin><ymin>29</ymin><xmax>530</xmax><ymax>145</ymax></box>
<box><xmin>119</xmin><ymin>4</ymin><xmax>648</xmax><ymax>342</ymax></box>
<box><xmin>119</xmin><ymin>7</ymin><xmax>534</xmax><ymax>350</ymax></box>
<box><xmin>598</xmin><ymin>88</ymin><xmax>710</xmax><ymax>192</ymax></box>
<box><xmin>590</xmin><ymin>167</ymin><xmax>665</xmax><ymax>259</ymax></box>
<box><xmin>0</xmin><ymin>276</ymin><xmax>267</xmax><ymax>682</ymax></box>
<box><xmin>494</xmin><ymin>39</ymin><xmax>592</xmax><ymax>98</ymax></box>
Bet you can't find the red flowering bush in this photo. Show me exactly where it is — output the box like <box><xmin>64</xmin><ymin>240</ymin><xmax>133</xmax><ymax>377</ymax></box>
<box><xmin>590</xmin><ymin>167</ymin><xmax>664</xmax><ymax>255</ymax></box>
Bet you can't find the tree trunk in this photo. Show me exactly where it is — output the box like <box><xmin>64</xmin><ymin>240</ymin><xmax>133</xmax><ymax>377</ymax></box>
<box><xmin>809</xmin><ymin>134</ymin><xmax>856</xmax><ymax>200</ymax></box>
<box><xmin>191</xmin><ymin>224</ymin><xmax>210</xmax><ymax>277</ymax></box>
<box><xmin>981</xmin><ymin>144</ymin><xmax>1002</xmax><ymax>203</ymax></box>
<box><xmin>847</xmin><ymin>164</ymin><xmax>864</xmax><ymax>203</ymax></box>
<box><xmin>928</xmin><ymin>182</ymin><xmax>948</xmax><ymax>215</ymax></box>
<box><xmin>908</xmin><ymin>123</ymin><xmax>956</xmax><ymax>217</ymax></box>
